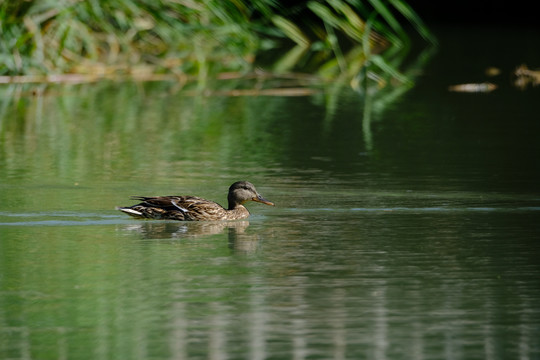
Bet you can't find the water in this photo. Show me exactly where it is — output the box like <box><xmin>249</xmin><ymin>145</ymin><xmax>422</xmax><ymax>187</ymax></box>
<box><xmin>1</xmin><ymin>26</ymin><xmax>540</xmax><ymax>359</ymax></box>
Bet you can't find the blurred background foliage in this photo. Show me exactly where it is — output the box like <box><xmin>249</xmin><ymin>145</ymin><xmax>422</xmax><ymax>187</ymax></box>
<box><xmin>0</xmin><ymin>0</ymin><xmax>435</xmax><ymax>86</ymax></box>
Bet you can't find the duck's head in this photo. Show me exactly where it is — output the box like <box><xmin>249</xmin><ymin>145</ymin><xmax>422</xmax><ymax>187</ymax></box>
<box><xmin>228</xmin><ymin>181</ymin><xmax>274</xmax><ymax>209</ymax></box>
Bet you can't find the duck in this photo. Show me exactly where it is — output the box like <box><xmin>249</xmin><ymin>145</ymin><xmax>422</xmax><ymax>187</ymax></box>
<box><xmin>117</xmin><ymin>181</ymin><xmax>274</xmax><ymax>221</ymax></box>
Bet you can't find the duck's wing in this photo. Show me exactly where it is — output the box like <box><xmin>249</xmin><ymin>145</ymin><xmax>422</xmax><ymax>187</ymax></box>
<box><xmin>131</xmin><ymin>195</ymin><xmax>226</xmax><ymax>218</ymax></box>
<box><xmin>132</xmin><ymin>195</ymin><xmax>210</xmax><ymax>207</ymax></box>
<box><xmin>131</xmin><ymin>196</ymin><xmax>184</xmax><ymax>209</ymax></box>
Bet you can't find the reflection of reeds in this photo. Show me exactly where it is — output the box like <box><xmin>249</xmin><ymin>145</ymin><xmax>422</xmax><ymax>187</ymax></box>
<box><xmin>1</xmin><ymin>0</ymin><xmax>435</xmax><ymax>88</ymax></box>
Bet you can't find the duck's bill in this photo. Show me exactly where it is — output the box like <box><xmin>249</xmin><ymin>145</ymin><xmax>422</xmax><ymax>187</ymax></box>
<box><xmin>253</xmin><ymin>195</ymin><xmax>275</xmax><ymax>206</ymax></box>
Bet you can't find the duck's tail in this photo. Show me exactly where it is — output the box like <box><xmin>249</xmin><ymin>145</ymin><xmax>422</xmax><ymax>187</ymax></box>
<box><xmin>116</xmin><ymin>206</ymin><xmax>145</xmax><ymax>218</ymax></box>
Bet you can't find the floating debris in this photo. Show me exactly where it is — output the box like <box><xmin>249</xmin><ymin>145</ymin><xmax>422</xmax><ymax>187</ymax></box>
<box><xmin>514</xmin><ymin>64</ymin><xmax>540</xmax><ymax>90</ymax></box>
<box><xmin>485</xmin><ymin>67</ymin><xmax>501</xmax><ymax>77</ymax></box>
<box><xmin>448</xmin><ymin>82</ymin><xmax>497</xmax><ymax>93</ymax></box>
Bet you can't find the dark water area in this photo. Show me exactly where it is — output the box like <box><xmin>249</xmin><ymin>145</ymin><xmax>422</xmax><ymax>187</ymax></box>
<box><xmin>1</xmin><ymin>25</ymin><xmax>539</xmax><ymax>359</ymax></box>
<box><xmin>407</xmin><ymin>0</ymin><xmax>540</xmax><ymax>27</ymax></box>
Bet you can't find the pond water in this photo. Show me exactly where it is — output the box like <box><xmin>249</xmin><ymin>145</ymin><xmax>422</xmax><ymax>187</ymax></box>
<box><xmin>1</xmin><ymin>26</ymin><xmax>540</xmax><ymax>359</ymax></box>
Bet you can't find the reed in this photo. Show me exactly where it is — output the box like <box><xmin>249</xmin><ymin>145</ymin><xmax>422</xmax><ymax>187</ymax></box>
<box><xmin>0</xmin><ymin>0</ymin><xmax>435</xmax><ymax>83</ymax></box>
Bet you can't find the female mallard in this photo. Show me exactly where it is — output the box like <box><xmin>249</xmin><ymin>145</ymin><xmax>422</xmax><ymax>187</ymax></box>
<box><xmin>117</xmin><ymin>181</ymin><xmax>274</xmax><ymax>221</ymax></box>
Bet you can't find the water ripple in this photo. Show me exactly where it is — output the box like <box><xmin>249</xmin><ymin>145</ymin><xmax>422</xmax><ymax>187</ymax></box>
<box><xmin>289</xmin><ymin>206</ymin><xmax>540</xmax><ymax>213</ymax></box>
<box><xmin>0</xmin><ymin>212</ymin><xmax>133</xmax><ymax>226</ymax></box>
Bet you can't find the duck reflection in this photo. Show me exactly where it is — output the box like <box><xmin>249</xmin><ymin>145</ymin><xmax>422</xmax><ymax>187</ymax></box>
<box><xmin>226</xmin><ymin>224</ymin><xmax>260</xmax><ymax>254</ymax></box>
<box><xmin>120</xmin><ymin>220</ymin><xmax>259</xmax><ymax>253</ymax></box>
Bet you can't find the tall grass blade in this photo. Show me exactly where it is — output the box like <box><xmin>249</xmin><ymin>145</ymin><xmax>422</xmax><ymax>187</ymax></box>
<box><xmin>271</xmin><ymin>15</ymin><xmax>310</xmax><ymax>48</ymax></box>
<box><xmin>389</xmin><ymin>0</ymin><xmax>438</xmax><ymax>44</ymax></box>
<box><xmin>367</xmin><ymin>0</ymin><xmax>407</xmax><ymax>45</ymax></box>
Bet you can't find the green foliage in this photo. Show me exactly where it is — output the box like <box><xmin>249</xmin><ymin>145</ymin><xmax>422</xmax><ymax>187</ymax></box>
<box><xmin>0</xmin><ymin>0</ymin><xmax>435</xmax><ymax>85</ymax></box>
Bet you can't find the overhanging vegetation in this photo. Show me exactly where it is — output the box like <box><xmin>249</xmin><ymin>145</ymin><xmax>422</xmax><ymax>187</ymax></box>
<box><xmin>1</xmin><ymin>0</ymin><xmax>435</xmax><ymax>84</ymax></box>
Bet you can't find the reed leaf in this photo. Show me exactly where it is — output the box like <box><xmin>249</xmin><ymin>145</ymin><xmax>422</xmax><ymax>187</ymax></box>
<box><xmin>271</xmin><ymin>15</ymin><xmax>310</xmax><ymax>48</ymax></box>
<box><xmin>388</xmin><ymin>0</ymin><xmax>437</xmax><ymax>44</ymax></box>
<box><xmin>327</xmin><ymin>0</ymin><xmax>365</xmax><ymax>41</ymax></box>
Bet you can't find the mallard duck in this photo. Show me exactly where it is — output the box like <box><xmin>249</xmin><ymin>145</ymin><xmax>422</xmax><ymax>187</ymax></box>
<box><xmin>117</xmin><ymin>181</ymin><xmax>274</xmax><ymax>221</ymax></box>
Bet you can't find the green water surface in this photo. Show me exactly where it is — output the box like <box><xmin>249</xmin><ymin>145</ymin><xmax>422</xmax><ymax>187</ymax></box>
<box><xmin>1</xmin><ymin>26</ymin><xmax>540</xmax><ymax>360</ymax></box>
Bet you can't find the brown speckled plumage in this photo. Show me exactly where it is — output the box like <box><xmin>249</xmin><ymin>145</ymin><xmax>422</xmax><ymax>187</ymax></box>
<box><xmin>117</xmin><ymin>181</ymin><xmax>274</xmax><ymax>221</ymax></box>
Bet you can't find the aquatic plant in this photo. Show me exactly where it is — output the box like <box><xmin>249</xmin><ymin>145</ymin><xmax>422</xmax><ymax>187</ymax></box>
<box><xmin>0</xmin><ymin>0</ymin><xmax>434</xmax><ymax>83</ymax></box>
